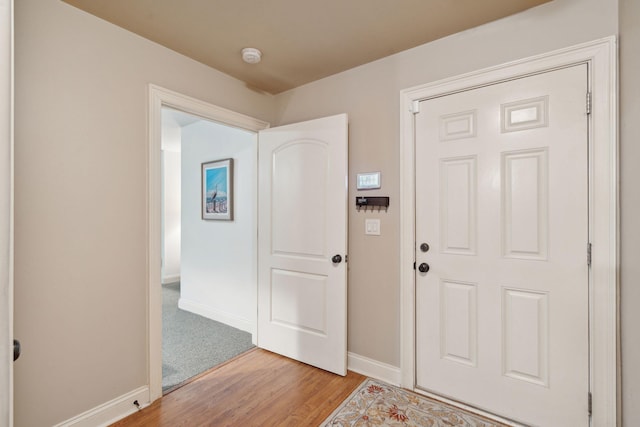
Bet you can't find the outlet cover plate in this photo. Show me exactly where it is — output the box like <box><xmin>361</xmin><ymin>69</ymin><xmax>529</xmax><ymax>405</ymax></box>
<box><xmin>365</xmin><ymin>219</ymin><xmax>381</xmax><ymax>236</ymax></box>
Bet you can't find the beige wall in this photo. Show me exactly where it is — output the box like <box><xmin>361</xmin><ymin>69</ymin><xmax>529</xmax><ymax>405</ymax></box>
<box><xmin>273</xmin><ymin>0</ymin><xmax>618</xmax><ymax>368</ymax></box>
<box><xmin>13</xmin><ymin>0</ymin><xmax>273</xmax><ymax>425</ymax></box>
<box><xmin>619</xmin><ymin>0</ymin><xmax>640</xmax><ymax>424</ymax></box>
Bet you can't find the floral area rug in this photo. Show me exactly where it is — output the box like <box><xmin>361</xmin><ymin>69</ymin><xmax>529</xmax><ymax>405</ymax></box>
<box><xmin>321</xmin><ymin>378</ymin><xmax>509</xmax><ymax>427</ymax></box>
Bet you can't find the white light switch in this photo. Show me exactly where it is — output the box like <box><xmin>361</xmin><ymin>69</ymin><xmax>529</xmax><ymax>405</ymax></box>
<box><xmin>365</xmin><ymin>219</ymin><xmax>381</xmax><ymax>236</ymax></box>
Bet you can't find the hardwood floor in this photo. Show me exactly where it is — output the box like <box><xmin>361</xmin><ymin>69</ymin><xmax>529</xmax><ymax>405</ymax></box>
<box><xmin>111</xmin><ymin>348</ymin><xmax>366</xmax><ymax>427</ymax></box>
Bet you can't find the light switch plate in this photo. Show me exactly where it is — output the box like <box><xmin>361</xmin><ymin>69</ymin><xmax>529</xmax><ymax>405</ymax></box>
<box><xmin>365</xmin><ymin>219</ymin><xmax>381</xmax><ymax>236</ymax></box>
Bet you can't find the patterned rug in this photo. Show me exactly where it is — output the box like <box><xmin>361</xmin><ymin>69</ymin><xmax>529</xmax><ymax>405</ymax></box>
<box><xmin>321</xmin><ymin>379</ymin><xmax>509</xmax><ymax>427</ymax></box>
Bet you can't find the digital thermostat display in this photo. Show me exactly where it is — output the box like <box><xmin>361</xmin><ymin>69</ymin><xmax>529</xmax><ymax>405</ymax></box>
<box><xmin>356</xmin><ymin>172</ymin><xmax>381</xmax><ymax>190</ymax></box>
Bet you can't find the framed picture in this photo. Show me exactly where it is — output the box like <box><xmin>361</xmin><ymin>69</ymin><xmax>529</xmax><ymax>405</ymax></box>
<box><xmin>202</xmin><ymin>158</ymin><xmax>233</xmax><ymax>220</ymax></box>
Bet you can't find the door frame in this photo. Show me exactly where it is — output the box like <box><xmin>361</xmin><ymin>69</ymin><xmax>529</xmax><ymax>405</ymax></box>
<box><xmin>0</xmin><ymin>0</ymin><xmax>13</xmax><ymax>425</ymax></box>
<box><xmin>399</xmin><ymin>37</ymin><xmax>618</xmax><ymax>426</ymax></box>
<box><xmin>147</xmin><ymin>84</ymin><xmax>270</xmax><ymax>402</ymax></box>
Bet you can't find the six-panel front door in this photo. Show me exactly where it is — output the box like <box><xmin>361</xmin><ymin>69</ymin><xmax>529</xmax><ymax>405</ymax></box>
<box><xmin>415</xmin><ymin>65</ymin><xmax>589</xmax><ymax>426</ymax></box>
<box><xmin>257</xmin><ymin>114</ymin><xmax>348</xmax><ymax>376</ymax></box>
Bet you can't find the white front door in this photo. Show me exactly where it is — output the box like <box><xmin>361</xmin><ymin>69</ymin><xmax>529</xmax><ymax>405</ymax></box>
<box><xmin>415</xmin><ymin>65</ymin><xmax>589</xmax><ymax>426</ymax></box>
<box><xmin>257</xmin><ymin>114</ymin><xmax>348</xmax><ymax>376</ymax></box>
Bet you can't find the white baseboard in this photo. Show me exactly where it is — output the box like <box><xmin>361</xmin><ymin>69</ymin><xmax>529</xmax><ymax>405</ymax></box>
<box><xmin>161</xmin><ymin>275</ymin><xmax>180</xmax><ymax>285</ymax></box>
<box><xmin>348</xmin><ymin>352</ymin><xmax>401</xmax><ymax>386</ymax></box>
<box><xmin>178</xmin><ymin>297</ymin><xmax>255</xmax><ymax>336</ymax></box>
<box><xmin>53</xmin><ymin>386</ymin><xmax>149</xmax><ymax>427</ymax></box>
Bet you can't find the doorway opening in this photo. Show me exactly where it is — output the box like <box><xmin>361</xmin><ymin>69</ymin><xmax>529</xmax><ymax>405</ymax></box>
<box><xmin>148</xmin><ymin>85</ymin><xmax>270</xmax><ymax>401</ymax></box>
<box><xmin>160</xmin><ymin>107</ymin><xmax>257</xmax><ymax>393</ymax></box>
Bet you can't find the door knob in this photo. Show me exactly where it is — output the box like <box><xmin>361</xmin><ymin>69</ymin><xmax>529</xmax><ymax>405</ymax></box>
<box><xmin>332</xmin><ymin>254</ymin><xmax>342</xmax><ymax>264</ymax></box>
<box><xmin>13</xmin><ymin>339</ymin><xmax>20</xmax><ymax>362</ymax></box>
<box><xmin>418</xmin><ymin>263</ymin><xmax>430</xmax><ymax>273</ymax></box>
<box><xmin>420</xmin><ymin>243</ymin><xmax>430</xmax><ymax>252</ymax></box>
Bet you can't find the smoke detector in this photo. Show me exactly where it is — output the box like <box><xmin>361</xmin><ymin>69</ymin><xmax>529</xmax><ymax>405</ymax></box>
<box><xmin>241</xmin><ymin>48</ymin><xmax>262</xmax><ymax>64</ymax></box>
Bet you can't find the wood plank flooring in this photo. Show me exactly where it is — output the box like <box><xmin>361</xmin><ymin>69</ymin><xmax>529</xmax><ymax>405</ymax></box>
<box><xmin>111</xmin><ymin>348</ymin><xmax>366</xmax><ymax>427</ymax></box>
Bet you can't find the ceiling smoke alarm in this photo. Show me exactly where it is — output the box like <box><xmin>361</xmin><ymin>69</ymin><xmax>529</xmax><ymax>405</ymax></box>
<box><xmin>241</xmin><ymin>48</ymin><xmax>262</xmax><ymax>64</ymax></box>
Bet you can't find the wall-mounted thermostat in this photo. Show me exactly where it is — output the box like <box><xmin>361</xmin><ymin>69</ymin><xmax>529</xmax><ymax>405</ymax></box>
<box><xmin>356</xmin><ymin>172</ymin><xmax>381</xmax><ymax>190</ymax></box>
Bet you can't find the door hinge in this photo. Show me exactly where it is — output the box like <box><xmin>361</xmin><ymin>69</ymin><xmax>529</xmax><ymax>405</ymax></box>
<box><xmin>586</xmin><ymin>91</ymin><xmax>592</xmax><ymax>115</ymax></box>
<box><xmin>411</xmin><ymin>100</ymin><xmax>420</xmax><ymax>114</ymax></box>
<box><xmin>587</xmin><ymin>242</ymin><xmax>592</xmax><ymax>267</ymax></box>
<box><xmin>588</xmin><ymin>392</ymin><xmax>593</xmax><ymax>415</ymax></box>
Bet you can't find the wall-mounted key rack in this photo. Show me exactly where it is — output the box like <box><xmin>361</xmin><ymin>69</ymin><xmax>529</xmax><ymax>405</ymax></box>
<box><xmin>356</xmin><ymin>196</ymin><xmax>390</xmax><ymax>212</ymax></box>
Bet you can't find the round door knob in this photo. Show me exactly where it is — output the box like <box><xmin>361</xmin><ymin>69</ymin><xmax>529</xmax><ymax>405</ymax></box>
<box><xmin>418</xmin><ymin>262</ymin><xmax>430</xmax><ymax>273</ymax></box>
<box><xmin>420</xmin><ymin>243</ymin><xmax>430</xmax><ymax>253</ymax></box>
<box><xmin>332</xmin><ymin>254</ymin><xmax>342</xmax><ymax>264</ymax></box>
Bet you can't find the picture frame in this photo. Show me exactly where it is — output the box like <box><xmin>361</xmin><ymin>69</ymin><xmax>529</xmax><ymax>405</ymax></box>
<box><xmin>202</xmin><ymin>158</ymin><xmax>233</xmax><ymax>220</ymax></box>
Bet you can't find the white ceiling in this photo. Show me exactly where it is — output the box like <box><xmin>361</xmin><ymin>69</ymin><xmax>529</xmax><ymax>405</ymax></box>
<box><xmin>163</xmin><ymin>108</ymin><xmax>201</xmax><ymax>128</ymax></box>
<box><xmin>62</xmin><ymin>0</ymin><xmax>551</xmax><ymax>94</ymax></box>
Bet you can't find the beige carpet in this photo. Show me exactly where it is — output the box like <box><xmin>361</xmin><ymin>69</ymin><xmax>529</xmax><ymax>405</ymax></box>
<box><xmin>322</xmin><ymin>378</ymin><xmax>510</xmax><ymax>427</ymax></box>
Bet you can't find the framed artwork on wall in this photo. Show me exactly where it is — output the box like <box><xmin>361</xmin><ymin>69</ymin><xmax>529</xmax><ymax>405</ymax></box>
<box><xmin>202</xmin><ymin>158</ymin><xmax>233</xmax><ymax>220</ymax></box>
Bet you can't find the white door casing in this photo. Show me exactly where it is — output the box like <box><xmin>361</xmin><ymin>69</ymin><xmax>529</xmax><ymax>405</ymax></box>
<box><xmin>258</xmin><ymin>114</ymin><xmax>348</xmax><ymax>376</ymax></box>
<box><xmin>415</xmin><ymin>65</ymin><xmax>588</xmax><ymax>426</ymax></box>
<box><xmin>148</xmin><ymin>85</ymin><xmax>270</xmax><ymax>402</ymax></box>
<box><xmin>400</xmin><ymin>37</ymin><xmax>617</xmax><ymax>426</ymax></box>
<box><xmin>0</xmin><ymin>0</ymin><xmax>13</xmax><ymax>425</ymax></box>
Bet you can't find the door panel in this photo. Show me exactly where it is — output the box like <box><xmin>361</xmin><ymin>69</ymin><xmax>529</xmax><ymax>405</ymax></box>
<box><xmin>258</xmin><ymin>114</ymin><xmax>348</xmax><ymax>376</ymax></box>
<box><xmin>440</xmin><ymin>156</ymin><xmax>477</xmax><ymax>254</ymax></box>
<box><xmin>415</xmin><ymin>65</ymin><xmax>588</xmax><ymax>426</ymax></box>
<box><xmin>502</xmin><ymin>149</ymin><xmax>548</xmax><ymax>259</ymax></box>
<box><xmin>272</xmin><ymin>141</ymin><xmax>328</xmax><ymax>257</ymax></box>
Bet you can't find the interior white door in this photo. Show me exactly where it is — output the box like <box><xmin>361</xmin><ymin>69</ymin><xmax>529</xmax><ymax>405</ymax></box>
<box><xmin>415</xmin><ymin>65</ymin><xmax>589</xmax><ymax>426</ymax></box>
<box><xmin>258</xmin><ymin>114</ymin><xmax>348</xmax><ymax>375</ymax></box>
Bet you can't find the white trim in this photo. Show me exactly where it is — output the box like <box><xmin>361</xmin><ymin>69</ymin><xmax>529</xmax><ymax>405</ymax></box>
<box><xmin>148</xmin><ymin>84</ymin><xmax>269</xmax><ymax>402</ymax></box>
<box><xmin>150</xmin><ymin>85</ymin><xmax>270</xmax><ymax>132</ymax></box>
<box><xmin>0</xmin><ymin>1</ymin><xmax>13</xmax><ymax>426</ymax></box>
<box><xmin>399</xmin><ymin>37</ymin><xmax>618</xmax><ymax>426</ymax></box>
<box><xmin>161</xmin><ymin>275</ymin><xmax>180</xmax><ymax>285</ymax></box>
<box><xmin>347</xmin><ymin>352</ymin><xmax>401</xmax><ymax>386</ymax></box>
<box><xmin>52</xmin><ymin>387</ymin><xmax>149</xmax><ymax>427</ymax></box>
<box><xmin>178</xmin><ymin>297</ymin><xmax>255</xmax><ymax>336</ymax></box>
